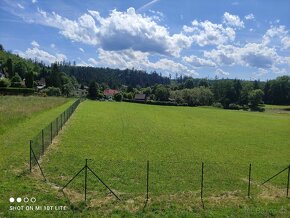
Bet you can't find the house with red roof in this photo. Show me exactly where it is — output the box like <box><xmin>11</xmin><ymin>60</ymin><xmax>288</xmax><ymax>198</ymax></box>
<box><xmin>103</xmin><ymin>89</ymin><xmax>119</xmax><ymax>99</ymax></box>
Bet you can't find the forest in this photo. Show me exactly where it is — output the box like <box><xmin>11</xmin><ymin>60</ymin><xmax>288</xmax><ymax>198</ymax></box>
<box><xmin>1</xmin><ymin>44</ymin><xmax>290</xmax><ymax>111</ymax></box>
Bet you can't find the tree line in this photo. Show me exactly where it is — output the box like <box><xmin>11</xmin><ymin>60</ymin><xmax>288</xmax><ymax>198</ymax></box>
<box><xmin>59</xmin><ymin>65</ymin><xmax>170</xmax><ymax>88</ymax></box>
<box><xmin>1</xmin><ymin>44</ymin><xmax>289</xmax><ymax>110</ymax></box>
<box><xmin>88</xmin><ymin>76</ymin><xmax>290</xmax><ymax>111</ymax></box>
<box><xmin>0</xmin><ymin>46</ymin><xmax>78</xmax><ymax>96</ymax></box>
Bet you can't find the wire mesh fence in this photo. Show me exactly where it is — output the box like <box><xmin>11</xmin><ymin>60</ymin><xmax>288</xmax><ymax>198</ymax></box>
<box><xmin>29</xmin><ymin>98</ymin><xmax>82</xmax><ymax>169</ymax></box>
<box><xmin>38</xmin><ymin>159</ymin><xmax>289</xmax><ymax>206</ymax></box>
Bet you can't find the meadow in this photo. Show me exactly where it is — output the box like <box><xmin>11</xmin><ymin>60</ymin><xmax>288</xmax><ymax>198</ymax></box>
<box><xmin>1</xmin><ymin>97</ymin><xmax>290</xmax><ymax>217</ymax></box>
<box><xmin>40</xmin><ymin>100</ymin><xmax>290</xmax><ymax>217</ymax></box>
<box><xmin>0</xmin><ymin>96</ymin><xmax>74</xmax><ymax>217</ymax></box>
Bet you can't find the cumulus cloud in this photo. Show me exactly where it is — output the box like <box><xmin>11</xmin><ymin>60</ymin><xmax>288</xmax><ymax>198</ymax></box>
<box><xmin>182</xmin><ymin>20</ymin><xmax>235</xmax><ymax>46</ymax></box>
<box><xmin>281</xmin><ymin>37</ymin><xmax>290</xmax><ymax>49</ymax></box>
<box><xmin>88</xmin><ymin>57</ymin><xmax>98</xmax><ymax>66</ymax></box>
<box><xmin>262</xmin><ymin>25</ymin><xmax>290</xmax><ymax>50</ymax></box>
<box><xmin>204</xmin><ymin>43</ymin><xmax>281</xmax><ymax>69</ymax></box>
<box><xmin>151</xmin><ymin>58</ymin><xmax>198</xmax><ymax>76</ymax></box>
<box><xmin>223</xmin><ymin>12</ymin><xmax>244</xmax><ymax>28</ymax></box>
<box><xmin>17</xmin><ymin>46</ymin><xmax>66</xmax><ymax>64</ymax></box>
<box><xmin>215</xmin><ymin>68</ymin><xmax>229</xmax><ymax>76</ymax></box>
<box><xmin>31</xmin><ymin>7</ymin><xmax>191</xmax><ymax>57</ymax></box>
<box><xmin>245</xmin><ymin>13</ymin><xmax>255</xmax><ymax>20</ymax></box>
<box><xmin>97</xmin><ymin>48</ymin><xmax>197</xmax><ymax>76</ymax></box>
<box><xmin>182</xmin><ymin>55</ymin><xmax>216</xmax><ymax>67</ymax></box>
<box><xmin>262</xmin><ymin>25</ymin><xmax>286</xmax><ymax>45</ymax></box>
<box><xmin>31</xmin><ymin>40</ymin><xmax>40</xmax><ymax>47</ymax></box>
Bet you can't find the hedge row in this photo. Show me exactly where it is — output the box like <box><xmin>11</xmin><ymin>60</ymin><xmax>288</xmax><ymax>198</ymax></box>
<box><xmin>0</xmin><ymin>87</ymin><xmax>35</xmax><ymax>95</ymax></box>
<box><xmin>123</xmin><ymin>99</ymin><xmax>188</xmax><ymax>106</ymax></box>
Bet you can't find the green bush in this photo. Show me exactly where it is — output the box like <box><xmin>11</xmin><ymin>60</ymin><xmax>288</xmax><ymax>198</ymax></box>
<box><xmin>171</xmin><ymin>87</ymin><xmax>214</xmax><ymax>106</ymax></box>
<box><xmin>0</xmin><ymin>78</ymin><xmax>11</xmax><ymax>87</ymax></box>
<box><xmin>11</xmin><ymin>73</ymin><xmax>23</xmax><ymax>88</ymax></box>
<box><xmin>42</xmin><ymin>87</ymin><xmax>61</xmax><ymax>96</ymax></box>
<box><xmin>146</xmin><ymin>100</ymin><xmax>177</xmax><ymax>106</ymax></box>
<box><xmin>123</xmin><ymin>99</ymin><xmax>178</xmax><ymax>106</ymax></box>
<box><xmin>212</xmin><ymin>102</ymin><xmax>223</xmax><ymax>108</ymax></box>
<box><xmin>228</xmin><ymin>103</ymin><xmax>241</xmax><ymax>110</ymax></box>
<box><xmin>248</xmin><ymin>89</ymin><xmax>264</xmax><ymax>110</ymax></box>
<box><xmin>0</xmin><ymin>87</ymin><xmax>34</xmax><ymax>95</ymax></box>
<box><xmin>113</xmin><ymin>92</ymin><xmax>123</xmax><ymax>101</ymax></box>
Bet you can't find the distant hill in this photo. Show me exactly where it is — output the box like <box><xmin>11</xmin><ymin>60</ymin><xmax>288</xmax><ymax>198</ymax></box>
<box><xmin>0</xmin><ymin>44</ymin><xmax>170</xmax><ymax>89</ymax></box>
<box><xmin>59</xmin><ymin>65</ymin><xmax>170</xmax><ymax>88</ymax></box>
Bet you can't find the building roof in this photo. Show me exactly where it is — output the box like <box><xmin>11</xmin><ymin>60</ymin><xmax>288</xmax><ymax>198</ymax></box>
<box><xmin>104</xmin><ymin>89</ymin><xmax>119</xmax><ymax>96</ymax></box>
<box><xmin>134</xmin><ymin>94</ymin><xmax>146</xmax><ymax>100</ymax></box>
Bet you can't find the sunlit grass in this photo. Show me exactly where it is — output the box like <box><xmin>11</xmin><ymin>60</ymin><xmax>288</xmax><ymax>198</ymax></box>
<box><xmin>43</xmin><ymin>101</ymin><xmax>290</xmax><ymax>201</ymax></box>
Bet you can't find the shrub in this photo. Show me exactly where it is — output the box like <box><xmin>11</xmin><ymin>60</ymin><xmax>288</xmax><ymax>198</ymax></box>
<box><xmin>171</xmin><ymin>87</ymin><xmax>214</xmax><ymax>106</ymax></box>
<box><xmin>113</xmin><ymin>92</ymin><xmax>123</xmax><ymax>101</ymax></box>
<box><xmin>154</xmin><ymin>85</ymin><xmax>170</xmax><ymax>101</ymax></box>
<box><xmin>212</xmin><ymin>102</ymin><xmax>223</xmax><ymax>108</ymax></box>
<box><xmin>0</xmin><ymin>78</ymin><xmax>11</xmax><ymax>87</ymax></box>
<box><xmin>42</xmin><ymin>87</ymin><xmax>61</xmax><ymax>96</ymax></box>
<box><xmin>248</xmin><ymin>89</ymin><xmax>264</xmax><ymax>110</ymax></box>
<box><xmin>228</xmin><ymin>103</ymin><xmax>241</xmax><ymax>110</ymax></box>
<box><xmin>11</xmin><ymin>73</ymin><xmax>23</xmax><ymax>87</ymax></box>
<box><xmin>146</xmin><ymin>100</ymin><xmax>177</xmax><ymax>106</ymax></box>
<box><xmin>123</xmin><ymin>92</ymin><xmax>133</xmax><ymax>100</ymax></box>
<box><xmin>241</xmin><ymin>104</ymin><xmax>249</xmax><ymax>111</ymax></box>
<box><xmin>0</xmin><ymin>87</ymin><xmax>34</xmax><ymax>95</ymax></box>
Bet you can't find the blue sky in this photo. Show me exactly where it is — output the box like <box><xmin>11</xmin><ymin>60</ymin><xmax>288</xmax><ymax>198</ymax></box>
<box><xmin>1</xmin><ymin>0</ymin><xmax>290</xmax><ymax>80</ymax></box>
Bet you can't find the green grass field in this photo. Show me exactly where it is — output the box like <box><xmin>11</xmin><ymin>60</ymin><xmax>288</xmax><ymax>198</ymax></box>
<box><xmin>41</xmin><ymin>100</ymin><xmax>290</xmax><ymax>217</ymax></box>
<box><xmin>1</xmin><ymin>98</ymin><xmax>290</xmax><ymax>217</ymax></box>
<box><xmin>0</xmin><ymin>96</ymin><xmax>75</xmax><ymax>217</ymax></box>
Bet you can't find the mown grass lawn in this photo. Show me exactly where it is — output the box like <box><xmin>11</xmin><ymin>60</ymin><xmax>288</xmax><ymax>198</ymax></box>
<box><xmin>40</xmin><ymin>100</ymin><xmax>290</xmax><ymax>217</ymax></box>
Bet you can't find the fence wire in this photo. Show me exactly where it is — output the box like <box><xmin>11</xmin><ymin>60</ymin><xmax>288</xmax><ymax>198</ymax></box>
<box><xmin>41</xmin><ymin>159</ymin><xmax>289</xmax><ymax>203</ymax></box>
<box><xmin>30</xmin><ymin>98</ymin><xmax>81</xmax><ymax>167</ymax></box>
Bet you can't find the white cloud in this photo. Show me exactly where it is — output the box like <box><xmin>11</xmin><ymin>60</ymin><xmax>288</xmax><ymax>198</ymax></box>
<box><xmin>97</xmin><ymin>48</ymin><xmax>197</xmax><ymax>76</ymax></box>
<box><xmin>255</xmin><ymin>68</ymin><xmax>268</xmax><ymax>77</ymax></box>
<box><xmin>262</xmin><ymin>25</ymin><xmax>290</xmax><ymax>49</ymax></box>
<box><xmin>281</xmin><ymin>37</ymin><xmax>290</xmax><ymax>49</ymax></box>
<box><xmin>50</xmin><ymin>43</ymin><xmax>56</xmax><ymax>48</ymax></box>
<box><xmin>183</xmin><ymin>20</ymin><xmax>235</xmax><ymax>46</ymax></box>
<box><xmin>215</xmin><ymin>68</ymin><xmax>229</xmax><ymax>76</ymax></box>
<box><xmin>76</xmin><ymin>60</ymin><xmax>92</xmax><ymax>67</ymax></box>
<box><xmin>182</xmin><ymin>55</ymin><xmax>216</xmax><ymax>67</ymax></box>
<box><xmin>17</xmin><ymin>46</ymin><xmax>66</xmax><ymax>64</ymax></box>
<box><xmin>245</xmin><ymin>13</ymin><xmax>255</xmax><ymax>20</ymax></box>
<box><xmin>97</xmin><ymin>48</ymin><xmax>149</xmax><ymax>70</ymax></box>
<box><xmin>31</xmin><ymin>40</ymin><xmax>40</xmax><ymax>47</ymax></box>
<box><xmin>79</xmin><ymin>48</ymin><xmax>84</xmax><ymax>52</ymax></box>
<box><xmin>17</xmin><ymin>3</ymin><xmax>24</xmax><ymax>9</ymax></box>
<box><xmin>88</xmin><ymin>57</ymin><xmax>98</xmax><ymax>66</ymax></box>
<box><xmin>148</xmin><ymin>10</ymin><xmax>164</xmax><ymax>21</ymax></box>
<box><xmin>204</xmin><ymin>43</ymin><xmax>281</xmax><ymax>69</ymax></box>
<box><xmin>36</xmin><ymin>9</ymin><xmax>99</xmax><ymax>45</ymax></box>
<box><xmin>262</xmin><ymin>25</ymin><xmax>286</xmax><ymax>45</ymax></box>
<box><xmin>32</xmin><ymin>0</ymin><xmax>37</xmax><ymax>4</ymax></box>
<box><xmin>223</xmin><ymin>12</ymin><xmax>244</xmax><ymax>28</ymax></box>
<box><xmin>151</xmin><ymin>58</ymin><xmax>198</xmax><ymax>76</ymax></box>
<box><xmin>32</xmin><ymin>7</ymin><xmax>191</xmax><ymax>57</ymax></box>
